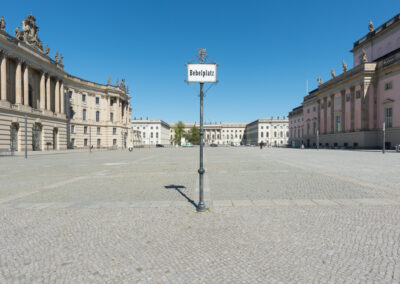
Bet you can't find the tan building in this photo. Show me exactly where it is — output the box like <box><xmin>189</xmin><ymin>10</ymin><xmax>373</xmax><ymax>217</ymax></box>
<box><xmin>0</xmin><ymin>14</ymin><xmax>131</xmax><ymax>151</ymax></box>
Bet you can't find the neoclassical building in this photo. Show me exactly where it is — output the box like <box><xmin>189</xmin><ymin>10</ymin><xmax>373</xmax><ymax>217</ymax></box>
<box><xmin>168</xmin><ymin>119</ymin><xmax>288</xmax><ymax>146</ymax></box>
<box><xmin>289</xmin><ymin>14</ymin><xmax>400</xmax><ymax>149</ymax></box>
<box><xmin>0</xmin><ymin>14</ymin><xmax>132</xmax><ymax>151</ymax></box>
<box><xmin>131</xmin><ymin>118</ymin><xmax>170</xmax><ymax>145</ymax></box>
<box><xmin>245</xmin><ymin>117</ymin><xmax>289</xmax><ymax>146</ymax></box>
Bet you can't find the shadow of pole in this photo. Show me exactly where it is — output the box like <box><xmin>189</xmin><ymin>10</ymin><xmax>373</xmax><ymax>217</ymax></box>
<box><xmin>165</xmin><ymin>184</ymin><xmax>198</xmax><ymax>209</ymax></box>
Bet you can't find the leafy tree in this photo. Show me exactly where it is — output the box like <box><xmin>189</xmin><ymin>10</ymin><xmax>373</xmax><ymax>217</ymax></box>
<box><xmin>187</xmin><ymin>125</ymin><xmax>200</xmax><ymax>145</ymax></box>
<box><xmin>173</xmin><ymin>121</ymin><xmax>186</xmax><ymax>145</ymax></box>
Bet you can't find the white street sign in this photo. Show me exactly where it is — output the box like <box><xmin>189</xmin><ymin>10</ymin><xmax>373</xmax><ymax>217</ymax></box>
<box><xmin>187</xmin><ymin>64</ymin><xmax>217</xmax><ymax>83</ymax></box>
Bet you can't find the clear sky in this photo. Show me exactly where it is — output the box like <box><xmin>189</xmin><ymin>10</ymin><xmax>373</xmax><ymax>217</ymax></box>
<box><xmin>2</xmin><ymin>1</ymin><xmax>399</xmax><ymax>123</ymax></box>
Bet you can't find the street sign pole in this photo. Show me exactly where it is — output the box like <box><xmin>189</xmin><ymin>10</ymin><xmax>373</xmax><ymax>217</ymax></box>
<box><xmin>186</xmin><ymin>49</ymin><xmax>217</xmax><ymax>212</ymax></box>
<box><xmin>197</xmin><ymin>81</ymin><xmax>206</xmax><ymax>212</ymax></box>
<box><xmin>316</xmin><ymin>129</ymin><xmax>319</xmax><ymax>150</ymax></box>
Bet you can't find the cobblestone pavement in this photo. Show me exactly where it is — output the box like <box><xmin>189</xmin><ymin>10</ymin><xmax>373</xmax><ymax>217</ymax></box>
<box><xmin>0</xmin><ymin>147</ymin><xmax>400</xmax><ymax>283</ymax></box>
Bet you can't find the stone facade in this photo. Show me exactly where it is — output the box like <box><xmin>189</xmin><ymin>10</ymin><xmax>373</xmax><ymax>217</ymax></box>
<box><xmin>131</xmin><ymin>118</ymin><xmax>170</xmax><ymax>145</ymax></box>
<box><xmin>245</xmin><ymin>118</ymin><xmax>289</xmax><ymax>146</ymax></box>
<box><xmin>0</xmin><ymin>15</ymin><xmax>131</xmax><ymax>151</ymax></box>
<box><xmin>168</xmin><ymin>119</ymin><xmax>288</xmax><ymax>146</ymax></box>
<box><xmin>289</xmin><ymin>13</ymin><xmax>400</xmax><ymax>149</ymax></box>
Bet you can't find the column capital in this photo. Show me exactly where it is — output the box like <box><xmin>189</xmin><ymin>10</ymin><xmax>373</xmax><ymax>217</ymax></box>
<box><xmin>15</xmin><ymin>58</ymin><xmax>24</xmax><ymax>65</ymax></box>
<box><xmin>0</xmin><ymin>50</ymin><xmax>8</xmax><ymax>59</ymax></box>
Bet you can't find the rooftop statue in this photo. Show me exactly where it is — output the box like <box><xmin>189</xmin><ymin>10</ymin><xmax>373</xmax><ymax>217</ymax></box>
<box><xmin>120</xmin><ymin>79</ymin><xmax>125</xmax><ymax>89</ymax></box>
<box><xmin>0</xmin><ymin>16</ymin><xmax>5</xmax><ymax>31</ymax></box>
<box><xmin>342</xmin><ymin>60</ymin><xmax>347</xmax><ymax>72</ymax></box>
<box><xmin>317</xmin><ymin>76</ymin><xmax>322</xmax><ymax>85</ymax></box>
<box><xmin>116</xmin><ymin>79</ymin><xmax>119</xmax><ymax>86</ymax></box>
<box><xmin>55</xmin><ymin>51</ymin><xmax>59</xmax><ymax>62</ymax></box>
<box><xmin>362</xmin><ymin>49</ymin><xmax>368</xmax><ymax>63</ymax></box>
<box><xmin>331</xmin><ymin>68</ymin><xmax>336</xmax><ymax>78</ymax></box>
<box><xmin>59</xmin><ymin>53</ymin><xmax>63</xmax><ymax>64</ymax></box>
<box><xmin>107</xmin><ymin>77</ymin><xmax>111</xmax><ymax>85</ymax></box>
<box><xmin>44</xmin><ymin>45</ymin><xmax>50</xmax><ymax>55</ymax></box>
<box><xmin>14</xmin><ymin>14</ymin><xmax>44</xmax><ymax>52</ymax></box>
<box><xmin>368</xmin><ymin>20</ymin><xmax>374</xmax><ymax>32</ymax></box>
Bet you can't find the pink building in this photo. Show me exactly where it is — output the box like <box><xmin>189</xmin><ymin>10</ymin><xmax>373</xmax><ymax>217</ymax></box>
<box><xmin>289</xmin><ymin>14</ymin><xmax>400</xmax><ymax>149</ymax></box>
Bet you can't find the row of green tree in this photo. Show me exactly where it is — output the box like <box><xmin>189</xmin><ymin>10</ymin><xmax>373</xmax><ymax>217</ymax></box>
<box><xmin>173</xmin><ymin>121</ymin><xmax>200</xmax><ymax>145</ymax></box>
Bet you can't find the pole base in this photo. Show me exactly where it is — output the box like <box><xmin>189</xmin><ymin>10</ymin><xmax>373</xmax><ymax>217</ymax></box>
<box><xmin>197</xmin><ymin>202</ymin><xmax>206</xmax><ymax>212</ymax></box>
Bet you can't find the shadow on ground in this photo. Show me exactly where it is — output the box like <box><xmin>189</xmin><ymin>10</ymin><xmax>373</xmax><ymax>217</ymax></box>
<box><xmin>165</xmin><ymin>184</ymin><xmax>197</xmax><ymax>208</ymax></box>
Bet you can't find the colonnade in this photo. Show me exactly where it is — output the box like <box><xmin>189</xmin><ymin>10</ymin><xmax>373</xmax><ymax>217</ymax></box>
<box><xmin>0</xmin><ymin>50</ymin><xmax>64</xmax><ymax>114</ymax></box>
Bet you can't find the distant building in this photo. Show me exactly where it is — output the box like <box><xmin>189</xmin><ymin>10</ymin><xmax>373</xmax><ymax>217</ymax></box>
<box><xmin>245</xmin><ymin>117</ymin><xmax>289</xmax><ymax>146</ymax></box>
<box><xmin>289</xmin><ymin>13</ymin><xmax>400</xmax><ymax>149</ymax></box>
<box><xmin>131</xmin><ymin>118</ymin><xmax>170</xmax><ymax>145</ymax></box>
<box><xmin>169</xmin><ymin>119</ymin><xmax>288</xmax><ymax>146</ymax></box>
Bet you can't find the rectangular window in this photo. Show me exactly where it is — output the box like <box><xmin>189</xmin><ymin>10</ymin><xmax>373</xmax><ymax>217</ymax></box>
<box><xmin>69</xmin><ymin>107</ymin><xmax>74</xmax><ymax>119</ymax></box>
<box><xmin>82</xmin><ymin>109</ymin><xmax>86</xmax><ymax>121</ymax></box>
<box><xmin>110</xmin><ymin>99</ymin><xmax>114</xmax><ymax>106</ymax></box>
<box><xmin>335</xmin><ymin>115</ymin><xmax>341</xmax><ymax>133</ymax></box>
<box><xmin>110</xmin><ymin>112</ymin><xmax>114</xmax><ymax>122</ymax></box>
<box><xmin>313</xmin><ymin>122</ymin><xmax>317</xmax><ymax>135</ymax></box>
<box><xmin>71</xmin><ymin>125</ymin><xmax>75</xmax><ymax>133</ymax></box>
<box><xmin>84</xmin><ymin>139</ymin><xmax>88</xmax><ymax>146</ymax></box>
<box><xmin>97</xmin><ymin>127</ymin><xmax>100</xmax><ymax>134</ymax></box>
<box><xmin>385</xmin><ymin>107</ymin><xmax>393</xmax><ymax>128</ymax></box>
<box><xmin>96</xmin><ymin>97</ymin><xmax>100</xmax><ymax>104</ymax></box>
<box><xmin>68</xmin><ymin>91</ymin><xmax>72</xmax><ymax>99</ymax></box>
<box><xmin>113</xmin><ymin>128</ymin><xmax>117</xmax><ymax>135</ymax></box>
<box><xmin>82</xmin><ymin>94</ymin><xmax>86</xmax><ymax>102</ymax></box>
<box><xmin>384</xmin><ymin>82</ymin><xmax>393</xmax><ymax>90</ymax></box>
<box><xmin>97</xmin><ymin>139</ymin><xmax>101</xmax><ymax>146</ymax></box>
<box><xmin>143</xmin><ymin>132</ymin><xmax>145</xmax><ymax>138</ymax></box>
<box><xmin>84</xmin><ymin>126</ymin><xmax>87</xmax><ymax>134</ymax></box>
<box><xmin>96</xmin><ymin>111</ymin><xmax>100</xmax><ymax>122</ymax></box>
<box><xmin>113</xmin><ymin>139</ymin><xmax>117</xmax><ymax>146</ymax></box>
<box><xmin>156</xmin><ymin>132</ymin><xmax>159</xmax><ymax>138</ymax></box>
<box><xmin>71</xmin><ymin>138</ymin><xmax>75</xmax><ymax>147</ymax></box>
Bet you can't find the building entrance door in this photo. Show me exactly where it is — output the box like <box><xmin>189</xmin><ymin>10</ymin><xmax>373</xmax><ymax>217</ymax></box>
<box><xmin>32</xmin><ymin>123</ymin><xmax>42</xmax><ymax>151</ymax></box>
<box><xmin>53</xmin><ymin>128</ymin><xmax>58</xmax><ymax>150</ymax></box>
<box><xmin>10</xmin><ymin>123</ymin><xmax>19</xmax><ymax>151</ymax></box>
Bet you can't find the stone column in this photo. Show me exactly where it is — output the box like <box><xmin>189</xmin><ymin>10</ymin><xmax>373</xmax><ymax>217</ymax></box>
<box><xmin>40</xmin><ymin>72</ymin><xmax>46</xmax><ymax>110</ymax></box>
<box><xmin>23</xmin><ymin>63</ymin><xmax>29</xmax><ymax>106</ymax></box>
<box><xmin>15</xmin><ymin>59</ymin><xmax>22</xmax><ymax>104</ymax></box>
<box><xmin>323</xmin><ymin>97</ymin><xmax>327</xmax><ymax>134</ymax></box>
<box><xmin>0</xmin><ymin>51</ymin><xmax>7</xmax><ymax>101</ymax></box>
<box><xmin>330</xmin><ymin>94</ymin><xmax>335</xmax><ymax>133</ymax></box>
<box><xmin>54</xmin><ymin>79</ymin><xmax>59</xmax><ymax>113</ymax></box>
<box><xmin>350</xmin><ymin>86</ymin><xmax>355</xmax><ymax>131</ymax></box>
<box><xmin>60</xmin><ymin>81</ymin><xmax>64</xmax><ymax>114</ymax></box>
<box><xmin>341</xmin><ymin>90</ymin><xmax>346</xmax><ymax>132</ymax></box>
<box><xmin>116</xmin><ymin>97</ymin><xmax>120</xmax><ymax>123</ymax></box>
<box><xmin>46</xmin><ymin>74</ymin><xmax>51</xmax><ymax>111</ymax></box>
<box><xmin>317</xmin><ymin>99</ymin><xmax>321</xmax><ymax>134</ymax></box>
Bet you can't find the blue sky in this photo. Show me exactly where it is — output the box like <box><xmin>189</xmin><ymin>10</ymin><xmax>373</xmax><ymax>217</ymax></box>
<box><xmin>2</xmin><ymin>0</ymin><xmax>399</xmax><ymax>123</ymax></box>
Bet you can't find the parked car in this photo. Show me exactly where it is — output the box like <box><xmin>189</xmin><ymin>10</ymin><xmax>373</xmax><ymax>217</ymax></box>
<box><xmin>156</xmin><ymin>144</ymin><xmax>164</xmax><ymax>147</ymax></box>
<box><xmin>210</xmin><ymin>143</ymin><xmax>218</xmax><ymax>147</ymax></box>
<box><xmin>182</xmin><ymin>142</ymin><xmax>193</xmax><ymax>147</ymax></box>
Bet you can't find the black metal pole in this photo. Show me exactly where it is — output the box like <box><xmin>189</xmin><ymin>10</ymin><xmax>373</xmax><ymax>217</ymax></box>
<box><xmin>90</xmin><ymin>126</ymin><xmax>92</xmax><ymax>153</ymax></box>
<box><xmin>24</xmin><ymin>115</ymin><xmax>27</xmax><ymax>159</ymax></box>
<box><xmin>317</xmin><ymin>129</ymin><xmax>319</xmax><ymax>150</ymax></box>
<box><xmin>197</xmin><ymin>82</ymin><xmax>206</xmax><ymax>212</ymax></box>
<box><xmin>382</xmin><ymin>122</ymin><xmax>385</xmax><ymax>154</ymax></box>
